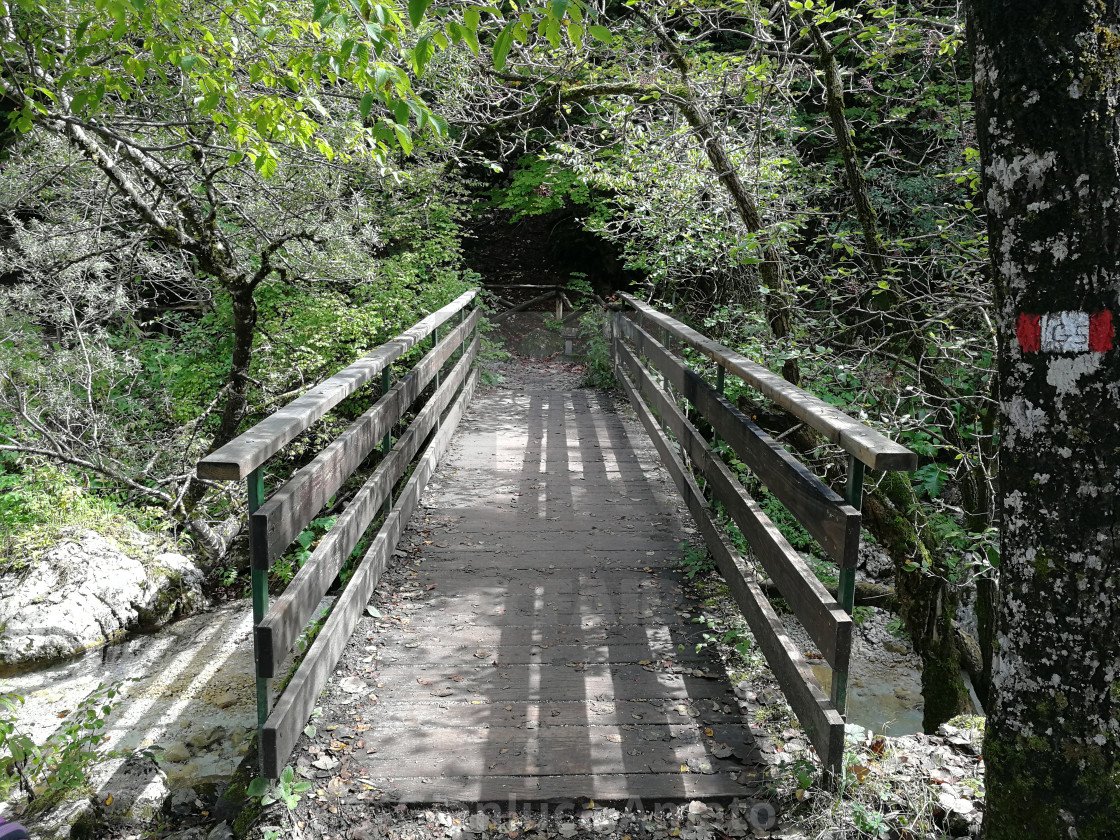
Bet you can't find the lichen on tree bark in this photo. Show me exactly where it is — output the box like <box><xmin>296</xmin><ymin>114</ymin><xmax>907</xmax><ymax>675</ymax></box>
<box><xmin>969</xmin><ymin>1</ymin><xmax>1120</xmax><ymax>836</ymax></box>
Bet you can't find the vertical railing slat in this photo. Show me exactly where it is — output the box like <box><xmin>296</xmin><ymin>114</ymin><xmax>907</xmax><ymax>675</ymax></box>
<box><xmin>248</xmin><ymin>465</ymin><xmax>271</xmax><ymax>771</ymax></box>
<box><xmin>831</xmin><ymin>455</ymin><xmax>865</xmax><ymax>716</ymax></box>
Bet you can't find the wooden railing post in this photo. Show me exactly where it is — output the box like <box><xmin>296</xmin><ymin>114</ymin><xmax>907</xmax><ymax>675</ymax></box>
<box><xmin>832</xmin><ymin>455</ymin><xmax>865</xmax><ymax>717</ymax></box>
<box><xmin>248</xmin><ymin>465</ymin><xmax>271</xmax><ymax>771</ymax></box>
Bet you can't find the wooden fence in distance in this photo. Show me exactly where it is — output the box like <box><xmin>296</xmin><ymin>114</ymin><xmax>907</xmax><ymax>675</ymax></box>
<box><xmin>197</xmin><ymin>290</ymin><xmax>480</xmax><ymax>778</ymax></box>
<box><xmin>613</xmin><ymin>294</ymin><xmax>916</xmax><ymax>773</ymax></box>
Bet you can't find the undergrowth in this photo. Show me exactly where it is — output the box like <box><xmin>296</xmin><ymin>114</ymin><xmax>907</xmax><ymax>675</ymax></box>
<box><xmin>0</xmin><ymin>457</ymin><xmax>171</xmax><ymax>575</ymax></box>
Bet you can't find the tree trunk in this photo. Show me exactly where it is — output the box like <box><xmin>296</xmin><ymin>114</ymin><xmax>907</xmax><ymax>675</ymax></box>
<box><xmin>805</xmin><ymin>21</ymin><xmax>888</xmax><ymax>278</ymax></box>
<box><xmin>802</xmin><ymin>14</ymin><xmax>1000</xmax><ymax>714</ymax></box>
<box><xmin>969</xmin><ymin>2</ymin><xmax>1120</xmax><ymax>836</ymax></box>
<box><xmin>211</xmin><ymin>282</ymin><xmax>259</xmax><ymax>452</ymax></box>
<box><xmin>862</xmin><ymin>472</ymin><xmax>972</xmax><ymax>731</ymax></box>
<box><xmin>639</xmin><ymin>8</ymin><xmax>800</xmax><ymax>384</ymax></box>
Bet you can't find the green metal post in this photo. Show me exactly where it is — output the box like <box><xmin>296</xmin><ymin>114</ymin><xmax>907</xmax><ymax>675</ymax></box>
<box><xmin>831</xmin><ymin>455</ymin><xmax>864</xmax><ymax>716</ymax></box>
<box><xmin>433</xmin><ymin>324</ymin><xmax>440</xmax><ymax>390</ymax></box>
<box><xmin>710</xmin><ymin>366</ymin><xmax>726</xmax><ymax>514</ymax></box>
<box><xmin>248</xmin><ymin>467</ymin><xmax>270</xmax><ymax>741</ymax></box>
<box><xmin>382</xmin><ymin>367</ymin><xmax>393</xmax><ymax>518</ymax></box>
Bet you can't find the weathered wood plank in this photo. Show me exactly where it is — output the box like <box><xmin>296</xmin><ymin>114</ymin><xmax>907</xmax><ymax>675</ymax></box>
<box><xmin>411</xmin><ymin>534</ymin><xmax>681</xmax><ymax>552</ymax></box>
<box><xmin>388</xmin><ymin>608</ymin><xmax>700</xmax><ymax>631</ymax></box>
<box><xmin>346</xmin><ymin>698</ymin><xmax>733</xmax><ymax>728</ymax></box>
<box><xmin>255</xmin><ymin>340</ymin><xmax>478</xmax><ymax>676</ymax></box>
<box><xmin>620</xmin><ymin>293</ymin><xmax>917</xmax><ymax>472</ymax></box>
<box><xmin>494</xmin><ymin>290</ymin><xmax>559</xmax><ymax>319</ymax></box>
<box><xmin>198</xmin><ymin>290</ymin><xmax>477</xmax><ymax>480</ymax></box>
<box><xmin>366</xmin><ymin>642</ymin><xmax>709</xmax><ymax>667</ymax></box>
<box><xmin>261</xmin><ymin>367</ymin><xmax>478</xmax><ymax>778</ymax></box>
<box><xmin>336</xmin><ymin>723</ymin><xmax>752</xmax><ymax>777</ymax></box>
<box><xmin>616</xmin><ymin>343</ymin><xmax>852</xmax><ymax>670</ymax></box>
<box><xmin>358</xmin><ymin>772</ymin><xmax>751</xmax><ymax>805</ymax></box>
<box><xmin>617</xmin><ymin>363</ymin><xmax>845</xmax><ymax>770</ymax></box>
<box><xmin>251</xmin><ymin>310</ymin><xmax>480</xmax><ymax>567</ymax></box>
<box><xmin>364</xmin><ymin>623</ymin><xmax>710</xmax><ymax>650</ymax></box>
<box><xmin>410</xmin><ymin>551</ymin><xmax>683</xmax><ymax>572</ymax></box>
<box><xmin>618</xmin><ymin>315</ymin><xmax>860</xmax><ymax>568</ymax></box>
<box><xmin>348</xmin><ymin>663</ymin><xmax>737</xmax><ymax>704</ymax></box>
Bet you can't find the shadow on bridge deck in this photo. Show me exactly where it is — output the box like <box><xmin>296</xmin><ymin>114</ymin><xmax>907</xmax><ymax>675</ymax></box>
<box><xmin>297</xmin><ymin>363</ymin><xmax>766</xmax><ymax>807</ymax></box>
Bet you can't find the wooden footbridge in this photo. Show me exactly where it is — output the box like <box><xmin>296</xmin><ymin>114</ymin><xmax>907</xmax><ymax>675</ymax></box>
<box><xmin>197</xmin><ymin>291</ymin><xmax>915</xmax><ymax>803</ymax></box>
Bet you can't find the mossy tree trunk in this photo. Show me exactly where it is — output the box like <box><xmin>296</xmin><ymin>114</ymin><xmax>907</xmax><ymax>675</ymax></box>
<box><xmin>862</xmin><ymin>472</ymin><xmax>971</xmax><ymax>731</ymax></box>
<box><xmin>969</xmin><ymin>2</ymin><xmax>1120</xmax><ymax>836</ymax></box>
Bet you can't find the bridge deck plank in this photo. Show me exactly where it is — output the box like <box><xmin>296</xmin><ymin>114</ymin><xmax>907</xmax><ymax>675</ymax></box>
<box><xmin>293</xmin><ymin>370</ymin><xmax>766</xmax><ymax>804</ymax></box>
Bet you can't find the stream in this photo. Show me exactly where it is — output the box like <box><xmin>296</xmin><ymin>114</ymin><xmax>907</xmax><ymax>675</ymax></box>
<box><xmin>1</xmin><ymin>600</ymin><xmax>265</xmax><ymax>818</ymax></box>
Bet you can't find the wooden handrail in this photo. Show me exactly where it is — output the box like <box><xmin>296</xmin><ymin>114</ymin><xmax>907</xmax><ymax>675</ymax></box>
<box><xmin>617</xmin><ymin>341</ymin><xmax>853</xmax><ymax>669</ymax></box>
<box><xmin>617</xmin><ymin>316</ymin><xmax>860</xmax><ymax>566</ymax></box>
<box><xmin>248</xmin><ymin>311</ymin><xmax>480</xmax><ymax>569</ymax></box>
<box><xmin>620</xmin><ymin>293</ymin><xmax>917</xmax><ymax>471</ymax></box>
<box><xmin>254</xmin><ymin>338</ymin><xmax>479</xmax><ymax>678</ymax></box>
<box><xmin>198</xmin><ymin>289</ymin><xmax>478</xmax><ymax>480</ymax></box>
<box><xmin>615</xmin><ymin>351</ymin><xmax>845</xmax><ymax>768</ymax></box>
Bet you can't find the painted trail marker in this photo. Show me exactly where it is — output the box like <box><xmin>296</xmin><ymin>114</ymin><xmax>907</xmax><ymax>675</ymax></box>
<box><xmin>1017</xmin><ymin>310</ymin><xmax>1113</xmax><ymax>354</ymax></box>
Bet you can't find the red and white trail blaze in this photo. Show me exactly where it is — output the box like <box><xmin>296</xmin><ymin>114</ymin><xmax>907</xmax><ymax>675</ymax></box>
<box><xmin>1016</xmin><ymin>310</ymin><xmax>1113</xmax><ymax>353</ymax></box>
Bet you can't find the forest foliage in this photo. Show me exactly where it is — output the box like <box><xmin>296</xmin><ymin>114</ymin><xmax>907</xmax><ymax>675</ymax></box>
<box><xmin>0</xmin><ymin>0</ymin><xmax>998</xmax><ymax>723</ymax></box>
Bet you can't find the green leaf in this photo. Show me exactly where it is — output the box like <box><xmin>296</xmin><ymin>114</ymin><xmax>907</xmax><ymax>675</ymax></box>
<box><xmin>587</xmin><ymin>25</ymin><xmax>612</xmax><ymax>44</ymax></box>
<box><xmin>178</xmin><ymin>54</ymin><xmax>198</xmax><ymax>72</ymax></box>
<box><xmin>256</xmin><ymin>154</ymin><xmax>278</xmax><ymax>178</ymax></box>
<box><xmin>407</xmin><ymin>0</ymin><xmax>433</xmax><ymax>27</ymax></box>
<box><xmin>280</xmin><ymin>765</ymin><xmax>295</xmax><ymax>785</ymax></box>
<box><xmin>392</xmin><ymin>99</ymin><xmax>410</xmax><ymax>125</ymax></box>
<box><xmin>247</xmin><ymin>777</ymin><xmax>270</xmax><ymax>798</ymax></box>
<box><xmin>492</xmin><ymin>24</ymin><xmax>514</xmax><ymax>70</ymax></box>
<box><xmin>545</xmin><ymin>16</ymin><xmax>561</xmax><ymax>48</ymax></box>
<box><xmin>339</xmin><ymin>38</ymin><xmax>356</xmax><ymax>64</ymax></box>
<box><xmin>74</xmin><ymin>16</ymin><xmax>94</xmax><ymax>44</ymax></box>
<box><xmin>394</xmin><ymin>125</ymin><xmax>412</xmax><ymax>154</ymax></box>
<box><xmin>312</xmin><ymin>0</ymin><xmax>328</xmax><ymax>21</ymax></box>
<box><xmin>462</xmin><ymin>25</ymin><xmax>479</xmax><ymax>55</ymax></box>
<box><xmin>412</xmin><ymin>34</ymin><xmax>434</xmax><ymax>74</ymax></box>
<box><xmin>359</xmin><ymin>91</ymin><xmax>375</xmax><ymax>118</ymax></box>
<box><xmin>550</xmin><ymin>0</ymin><xmax>570</xmax><ymax>19</ymax></box>
<box><xmin>567</xmin><ymin>22</ymin><xmax>583</xmax><ymax>49</ymax></box>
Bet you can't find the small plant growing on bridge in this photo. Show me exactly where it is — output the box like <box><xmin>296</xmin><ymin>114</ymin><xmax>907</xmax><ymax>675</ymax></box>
<box><xmin>577</xmin><ymin>311</ymin><xmax>614</xmax><ymax>389</ymax></box>
<box><xmin>678</xmin><ymin>541</ymin><xmax>714</xmax><ymax>580</ymax></box>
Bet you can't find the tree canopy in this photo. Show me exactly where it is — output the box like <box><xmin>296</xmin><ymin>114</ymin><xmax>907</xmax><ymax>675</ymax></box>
<box><xmin>1</xmin><ymin>0</ymin><xmax>1116</xmax><ymax>835</ymax></box>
